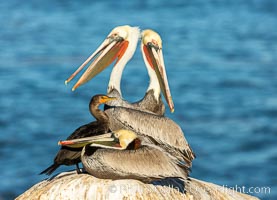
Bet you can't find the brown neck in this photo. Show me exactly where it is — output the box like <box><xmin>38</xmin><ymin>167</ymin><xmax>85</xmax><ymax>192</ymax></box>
<box><xmin>126</xmin><ymin>138</ymin><xmax>141</xmax><ymax>150</ymax></box>
<box><xmin>89</xmin><ymin>101</ymin><xmax>109</xmax><ymax>122</ymax></box>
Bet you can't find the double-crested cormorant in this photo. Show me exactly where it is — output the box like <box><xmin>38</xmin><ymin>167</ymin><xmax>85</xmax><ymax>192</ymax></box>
<box><xmin>39</xmin><ymin>95</ymin><xmax>116</xmax><ymax>175</ymax></box>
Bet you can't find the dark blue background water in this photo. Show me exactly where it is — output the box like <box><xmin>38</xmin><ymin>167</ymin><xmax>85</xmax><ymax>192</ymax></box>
<box><xmin>1</xmin><ymin>0</ymin><xmax>276</xmax><ymax>199</ymax></box>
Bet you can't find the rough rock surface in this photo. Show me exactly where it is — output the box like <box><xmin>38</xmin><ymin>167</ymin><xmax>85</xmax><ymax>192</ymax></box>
<box><xmin>16</xmin><ymin>171</ymin><xmax>259</xmax><ymax>200</ymax></box>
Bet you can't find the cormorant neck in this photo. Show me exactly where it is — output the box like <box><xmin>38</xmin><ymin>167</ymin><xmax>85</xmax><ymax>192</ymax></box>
<box><xmin>89</xmin><ymin>102</ymin><xmax>109</xmax><ymax>122</ymax></box>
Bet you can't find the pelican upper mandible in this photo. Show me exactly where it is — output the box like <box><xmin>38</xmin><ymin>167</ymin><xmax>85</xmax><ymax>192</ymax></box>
<box><xmin>65</xmin><ymin>25</ymin><xmax>174</xmax><ymax>115</ymax></box>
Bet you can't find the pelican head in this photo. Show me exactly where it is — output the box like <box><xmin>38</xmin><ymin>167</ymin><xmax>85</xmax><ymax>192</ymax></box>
<box><xmin>58</xmin><ymin>130</ymin><xmax>138</xmax><ymax>150</ymax></box>
<box><xmin>65</xmin><ymin>25</ymin><xmax>140</xmax><ymax>92</ymax></box>
<box><xmin>112</xmin><ymin>129</ymin><xmax>138</xmax><ymax>149</ymax></box>
<box><xmin>141</xmin><ymin>29</ymin><xmax>174</xmax><ymax>113</ymax></box>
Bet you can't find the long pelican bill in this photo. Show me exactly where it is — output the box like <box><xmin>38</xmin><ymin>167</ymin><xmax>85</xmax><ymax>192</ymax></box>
<box><xmin>58</xmin><ymin>133</ymin><xmax>116</xmax><ymax>148</ymax></box>
<box><xmin>65</xmin><ymin>33</ymin><xmax>129</xmax><ymax>91</ymax></box>
<box><xmin>143</xmin><ymin>43</ymin><xmax>174</xmax><ymax>113</ymax></box>
<box><xmin>59</xmin><ymin>129</ymin><xmax>138</xmax><ymax>150</ymax></box>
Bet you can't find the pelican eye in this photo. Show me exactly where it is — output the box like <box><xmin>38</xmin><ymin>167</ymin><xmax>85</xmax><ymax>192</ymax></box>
<box><xmin>111</xmin><ymin>33</ymin><xmax>118</xmax><ymax>38</ymax></box>
<box><xmin>114</xmin><ymin>133</ymin><xmax>119</xmax><ymax>138</ymax></box>
<box><xmin>147</xmin><ymin>42</ymin><xmax>160</xmax><ymax>51</ymax></box>
<box><xmin>107</xmin><ymin>32</ymin><xmax>124</xmax><ymax>42</ymax></box>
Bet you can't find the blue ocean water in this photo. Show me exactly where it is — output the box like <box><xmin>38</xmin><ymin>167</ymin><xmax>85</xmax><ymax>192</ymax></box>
<box><xmin>0</xmin><ymin>0</ymin><xmax>276</xmax><ymax>199</ymax></box>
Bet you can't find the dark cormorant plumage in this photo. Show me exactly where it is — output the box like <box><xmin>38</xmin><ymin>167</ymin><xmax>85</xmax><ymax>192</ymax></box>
<box><xmin>39</xmin><ymin>95</ymin><xmax>116</xmax><ymax>175</ymax></box>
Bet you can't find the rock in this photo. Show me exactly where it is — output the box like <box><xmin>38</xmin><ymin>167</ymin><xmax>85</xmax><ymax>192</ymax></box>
<box><xmin>16</xmin><ymin>171</ymin><xmax>259</xmax><ymax>200</ymax></box>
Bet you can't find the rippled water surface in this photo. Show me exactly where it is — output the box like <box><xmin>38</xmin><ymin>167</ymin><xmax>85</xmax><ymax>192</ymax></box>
<box><xmin>1</xmin><ymin>0</ymin><xmax>276</xmax><ymax>199</ymax></box>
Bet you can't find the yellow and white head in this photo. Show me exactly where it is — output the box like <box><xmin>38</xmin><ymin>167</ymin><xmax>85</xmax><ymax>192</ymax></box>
<box><xmin>141</xmin><ymin>29</ymin><xmax>162</xmax><ymax>49</ymax></box>
<box><xmin>112</xmin><ymin>129</ymin><xmax>138</xmax><ymax>149</ymax></box>
<box><xmin>65</xmin><ymin>25</ymin><xmax>140</xmax><ymax>93</ymax></box>
<box><xmin>59</xmin><ymin>129</ymin><xmax>138</xmax><ymax>150</ymax></box>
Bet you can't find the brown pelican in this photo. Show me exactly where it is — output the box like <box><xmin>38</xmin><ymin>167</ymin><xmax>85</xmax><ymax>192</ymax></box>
<box><xmin>65</xmin><ymin>26</ymin><xmax>174</xmax><ymax>115</ymax></box>
<box><xmin>59</xmin><ymin>130</ymin><xmax>188</xmax><ymax>183</ymax></box>
<box><xmin>40</xmin><ymin>95</ymin><xmax>116</xmax><ymax>175</ymax></box>
<box><xmin>105</xmin><ymin>107</ymin><xmax>195</xmax><ymax>167</ymax></box>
